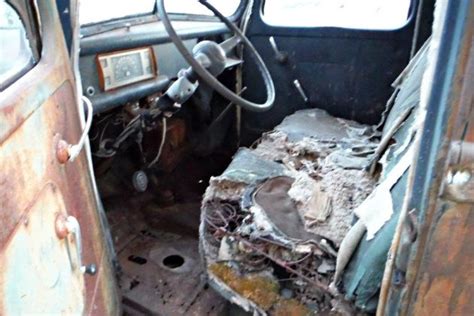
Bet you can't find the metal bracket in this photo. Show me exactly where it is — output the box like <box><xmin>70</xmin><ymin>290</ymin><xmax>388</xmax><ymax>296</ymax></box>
<box><xmin>56</xmin><ymin>96</ymin><xmax>94</xmax><ymax>164</ymax></box>
<box><xmin>443</xmin><ymin>141</ymin><xmax>474</xmax><ymax>203</ymax></box>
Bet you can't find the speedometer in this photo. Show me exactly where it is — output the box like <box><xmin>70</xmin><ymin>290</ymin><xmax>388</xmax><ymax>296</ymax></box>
<box><xmin>97</xmin><ymin>47</ymin><xmax>157</xmax><ymax>91</ymax></box>
<box><xmin>112</xmin><ymin>54</ymin><xmax>144</xmax><ymax>83</ymax></box>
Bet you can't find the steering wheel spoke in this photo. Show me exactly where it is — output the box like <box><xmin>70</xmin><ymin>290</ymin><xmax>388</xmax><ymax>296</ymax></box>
<box><xmin>220</xmin><ymin>35</ymin><xmax>243</xmax><ymax>69</ymax></box>
<box><xmin>219</xmin><ymin>35</ymin><xmax>242</xmax><ymax>56</ymax></box>
<box><xmin>224</xmin><ymin>57</ymin><xmax>243</xmax><ymax>69</ymax></box>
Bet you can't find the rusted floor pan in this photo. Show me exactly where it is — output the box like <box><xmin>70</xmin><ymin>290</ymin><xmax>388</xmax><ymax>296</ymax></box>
<box><xmin>119</xmin><ymin>230</ymin><xmax>227</xmax><ymax>315</ymax></box>
<box><xmin>105</xmin><ymin>201</ymin><xmax>230</xmax><ymax>315</ymax></box>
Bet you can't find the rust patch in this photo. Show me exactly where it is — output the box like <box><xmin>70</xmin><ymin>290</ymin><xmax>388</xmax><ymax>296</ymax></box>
<box><xmin>274</xmin><ymin>299</ymin><xmax>311</xmax><ymax>316</ymax></box>
<box><xmin>0</xmin><ymin>0</ymin><xmax>120</xmax><ymax>313</ymax></box>
<box><xmin>55</xmin><ymin>213</ymin><xmax>69</xmax><ymax>239</ymax></box>
<box><xmin>412</xmin><ymin>203</ymin><xmax>474</xmax><ymax>316</ymax></box>
<box><xmin>210</xmin><ymin>263</ymin><xmax>310</xmax><ymax>315</ymax></box>
<box><xmin>210</xmin><ymin>263</ymin><xmax>280</xmax><ymax>310</ymax></box>
<box><xmin>56</xmin><ymin>139</ymin><xmax>70</xmax><ymax>164</ymax></box>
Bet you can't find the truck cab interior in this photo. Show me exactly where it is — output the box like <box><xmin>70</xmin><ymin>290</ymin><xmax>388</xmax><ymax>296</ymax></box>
<box><xmin>1</xmin><ymin>0</ymin><xmax>472</xmax><ymax>315</ymax></box>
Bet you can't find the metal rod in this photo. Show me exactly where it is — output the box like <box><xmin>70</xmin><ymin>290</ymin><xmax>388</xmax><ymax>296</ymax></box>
<box><xmin>294</xmin><ymin>79</ymin><xmax>309</xmax><ymax>103</ymax></box>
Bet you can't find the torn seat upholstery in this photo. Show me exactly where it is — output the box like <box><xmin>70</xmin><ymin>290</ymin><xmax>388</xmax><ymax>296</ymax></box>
<box><xmin>199</xmin><ymin>43</ymin><xmax>429</xmax><ymax>315</ymax></box>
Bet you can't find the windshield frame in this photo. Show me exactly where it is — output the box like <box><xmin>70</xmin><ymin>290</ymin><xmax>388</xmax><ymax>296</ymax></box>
<box><xmin>80</xmin><ymin>0</ymin><xmax>247</xmax><ymax>37</ymax></box>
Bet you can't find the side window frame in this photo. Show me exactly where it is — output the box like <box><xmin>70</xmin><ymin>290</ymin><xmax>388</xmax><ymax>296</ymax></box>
<box><xmin>260</xmin><ymin>0</ymin><xmax>414</xmax><ymax>31</ymax></box>
<box><xmin>1</xmin><ymin>0</ymin><xmax>41</xmax><ymax>91</ymax></box>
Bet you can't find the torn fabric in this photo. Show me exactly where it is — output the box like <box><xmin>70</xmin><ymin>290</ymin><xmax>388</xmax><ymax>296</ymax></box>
<box><xmin>355</xmin><ymin>145</ymin><xmax>415</xmax><ymax>240</ymax></box>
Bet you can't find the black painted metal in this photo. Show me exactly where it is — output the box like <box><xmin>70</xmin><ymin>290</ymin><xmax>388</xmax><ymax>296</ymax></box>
<box><xmin>55</xmin><ymin>0</ymin><xmax>72</xmax><ymax>52</ymax></box>
<box><xmin>80</xmin><ymin>21</ymin><xmax>230</xmax><ymax>55</ymax></box>
<box><xmin>90</xmin><ymin>75</ymin><xmax>170</xmax><ymax>114</ymax></box>
<box><xmin>240</xmin><ymin>0</ymin><xmax>434</xmax><ymax>145</ymax></box>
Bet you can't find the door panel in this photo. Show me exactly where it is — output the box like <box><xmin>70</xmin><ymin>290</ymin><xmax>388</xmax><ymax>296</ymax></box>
<box><xmin>0</xmin><ymin>0</ymin><xmax>119</xmax><ymax>314</ymax></box>
<box><xmin>241</xmin><ymin>0</ymin><xmax>433</xmax><ymax>144</ymax></box>
<box><xmin>1</xmin><ymin>184</ymin><xmax>84</xmax><ymax>314</ymax></box>
<box><xmin>382</xmin><ymin>1</ymin><xmax>474</xmax><ymax>312</ymax></box>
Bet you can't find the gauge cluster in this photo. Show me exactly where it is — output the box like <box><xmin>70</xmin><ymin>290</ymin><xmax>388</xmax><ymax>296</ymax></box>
<box><xmin>97</xmin><ymin>47</ymin><xmax>157</xmax><ymax>91</ymax></box>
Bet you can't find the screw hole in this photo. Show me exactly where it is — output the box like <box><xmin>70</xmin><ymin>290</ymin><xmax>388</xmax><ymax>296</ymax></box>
<box><xmin>128</xmin><ymin>255</ymin><xmax>147</xmax><ymax>265</ymax></box>
<box><xmin>129</xmin><ymin>279</ymin><xmax>140</xmax><ymax>290</ymax></box>
<box><xmin>86</xmin><ymin>86</ymin><xmax>95</xmax><ymax>96</ymax></box>
<box><xmin>162</xmin><ymin>254</ymin><xmax>185</xmax><ymax>269</ymax></box>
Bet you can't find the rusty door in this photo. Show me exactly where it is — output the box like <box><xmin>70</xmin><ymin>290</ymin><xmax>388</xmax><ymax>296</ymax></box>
<box><xmin>379</xmin><ymin>1</ymin><xmax>474</xmax><ymax>315</ymax></box>
<box><xmin>0</xmin><ymin>0</ymin><xmax>119</xmax><ymax>314</ymax></box>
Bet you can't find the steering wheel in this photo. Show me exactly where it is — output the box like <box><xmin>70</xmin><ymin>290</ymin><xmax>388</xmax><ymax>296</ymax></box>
<box><xmin>157</xmin><ymin>0</ymin><xmax>275</xmax><ymax>112</ymax></box>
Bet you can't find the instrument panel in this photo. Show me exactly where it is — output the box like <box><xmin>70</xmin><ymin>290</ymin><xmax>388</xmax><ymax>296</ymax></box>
<box><xmin>96</xmin><ymin>47</ymin><xmax>157</xmax><ymax>91</ymax></box>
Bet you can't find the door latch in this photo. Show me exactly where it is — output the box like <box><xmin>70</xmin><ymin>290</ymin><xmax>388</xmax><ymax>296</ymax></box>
<box><xmin>55</xmin><ymin>214</ymin><xmax>97</xmax><ymax>275</ymax></box>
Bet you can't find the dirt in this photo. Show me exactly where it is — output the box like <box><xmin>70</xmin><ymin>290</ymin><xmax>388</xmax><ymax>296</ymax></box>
<box><xmin>256</xmin><ymin>131</ymin><xmax>376</xmax><ymax>247</ymax></box>
<box><xmin>200</xmin><ymin>109</ymin><xmax>378</xmax><ymax>315</ymax></box>
<box><xmin>308</xmin><ymin>165</ymin><xmax>375</xmax><ymax>246</ymax></box>
<box><xmin>210</xmin><ymin>263</ymin><xmax>311</xmax><ymax>315</ymax></box>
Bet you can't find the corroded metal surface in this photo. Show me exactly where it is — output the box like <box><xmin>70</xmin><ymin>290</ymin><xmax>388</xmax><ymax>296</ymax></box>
<box><xmin>0</xmin><ymin>0</ymin><xmax>119</xmax><ymax>314</ymax></box>
<box><xmin>381</xmin><ymin>3</ymin><xmax>474</xmax><ymax>314</ymax></box>
<box><xmin>406</xmin><ymin>55</ymin><xmax>474</xmax><ymax>315</ymax></box>
<box><xmin>0</xmin><ymin>184</ymin><xmax>85</xmax><ymax>314</ymax></box>
<box><xmin>410</xmin><ymin>203</ymin><xmax>474</xmax><ymax>315</ymax></box>
<box><xmin>120</xmin><ymin>232</ymin><xmax>228</xmax><ymax>315</ymax></box>
<box><xmin>407</xmin><ymin>24</ymin><xmax>473</xmax><ymax>316</ymax></box>
<box><xmin>104</xmin><ymin>198</ymin><xmax>229</xmax><ymax>315</ymax></box>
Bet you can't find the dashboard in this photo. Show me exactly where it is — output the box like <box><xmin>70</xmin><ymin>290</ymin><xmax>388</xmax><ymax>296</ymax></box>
<box><xmin>79</xmin><ymin>20</ymin><xmax>230</xmax><ymax>114</ymax></box>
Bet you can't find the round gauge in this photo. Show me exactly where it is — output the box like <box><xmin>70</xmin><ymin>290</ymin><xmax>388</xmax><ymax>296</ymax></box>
<box><xmin>112</xmin><ymin>53</ymin><xmax>144</xmax><ymax>83</ymax></box>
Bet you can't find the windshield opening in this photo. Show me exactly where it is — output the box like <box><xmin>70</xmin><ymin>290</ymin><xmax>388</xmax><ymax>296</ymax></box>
<box><xmin>80</xmin><ymin>0</ymin><xmax>241</xmax><ymax>26</ymax></box>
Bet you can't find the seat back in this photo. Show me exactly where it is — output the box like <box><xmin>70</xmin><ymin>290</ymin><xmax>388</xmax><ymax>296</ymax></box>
<box><xmin>342</xmin><ymin>42</ymin><xmax>430</xmax><ymax>312</ymax></box>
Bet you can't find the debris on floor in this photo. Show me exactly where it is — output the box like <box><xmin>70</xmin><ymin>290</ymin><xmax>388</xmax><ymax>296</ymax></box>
<box><xmin>200</xmin><ymin>109</ymin><xmax>378</xmax><ymax>315</ymax></box>
<box><xmin>119</xmin><ymin>230</ymin><xmax>228</xmax><ymax>316</ymax></box>
<box><xmin>105</xmin><ymin>200</ymin><xmax>230</xmax><ymax>316</ymax></box>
